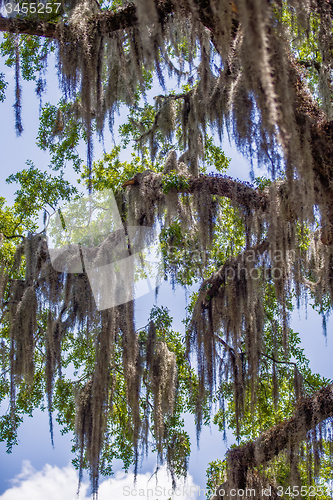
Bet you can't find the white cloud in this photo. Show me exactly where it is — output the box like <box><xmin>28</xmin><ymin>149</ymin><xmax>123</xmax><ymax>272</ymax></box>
<box><xmin>0</xmin><ymin>461</ymin><xmax>89</xmax><ymax>500</ymax></box>
<box><xmin>0</xmin><ymin>461</ymin><xmax>202</xmax><ymax>500</ymax></box>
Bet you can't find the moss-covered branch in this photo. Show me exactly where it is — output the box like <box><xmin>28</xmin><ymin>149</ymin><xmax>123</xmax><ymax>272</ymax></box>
<box><xmin>192</xmin><ymin>239</ymin><xmax>269</xmax><ymax>310</ymax></box>
<box><xmin>0</xmin><ymin>15</ymin><xmax>58</xmax><ymax>37</ymax></box>
<box><xmin>0</xmin><ymin>0</ymin><xmax>174</xmax><ymax>39</ymax></box>
<box><xmin>226</xmin><ymin>383</ymin><xmax>333</xmax><ymax>489</ymax></box>
<box><xmin>124</xmin><ymin>170</ymin><xmax>267</xmax><ymax>210</ymax></box>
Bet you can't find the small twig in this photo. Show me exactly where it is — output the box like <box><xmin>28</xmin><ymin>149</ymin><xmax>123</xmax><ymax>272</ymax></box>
<box><xmin>260</xmin><ymin>351</ymin><xmax>296</xmax><ymax>367</ymax></box>
<box><xmin>2</xmin><ymin>233</ymin><xmax>24</xmax><ymax>241</ymax></box>
<box><xmin>1</xmin><ymin>367</ymin><xmax>10</xmax><ymax>377</ymax></box>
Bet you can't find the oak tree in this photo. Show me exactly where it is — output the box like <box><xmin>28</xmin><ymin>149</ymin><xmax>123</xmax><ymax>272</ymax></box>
<box><xmin>1</xmin><ymin>0</ymin><xmax>333</xmax><ymax>498</ymax></box>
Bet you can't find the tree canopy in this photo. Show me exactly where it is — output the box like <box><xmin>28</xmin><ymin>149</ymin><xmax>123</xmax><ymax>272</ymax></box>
<box><xmin>1</xmin><ymin>0</ymin><xmax>333</xmax><ymax>498</ymax></box>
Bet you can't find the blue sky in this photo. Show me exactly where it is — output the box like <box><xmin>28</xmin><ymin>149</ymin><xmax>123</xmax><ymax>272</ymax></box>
<box><xmin>0</xmin><ymin>43</ymin><xmax>332</xmax><ymax>499</ymax></box>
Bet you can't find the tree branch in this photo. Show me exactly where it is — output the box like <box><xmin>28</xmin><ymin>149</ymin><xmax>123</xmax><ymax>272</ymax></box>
<box><xmin>194</xmin><ymin>239</ymin><xmax>269</xmax><ymax>309</ymax></box>
<box><xmin>1</xmin><ymin>233</ymin><xmax>24</xmax><ymax>240</ymax></box>
<box><xmin>0</xmin><ymin>0</ymin><xmax>227</xmax><ymax>47</ymax></box>
<box><xmin>185</xmin><ymin>175</ymin><xmax>268</xmax><ymax>210</ymax></box>
<box><xmin>227</xmin><ymin>382</ymin><xmax>333</xmax><ymax>489</ymax></box>
<box><xmin>215</xmin><ymin>334</ymin><xmax>237</xmax><ymax>354</ymax></box>
<box><xmin>0</xmin><ymin>15</ymin><xmax>59</xmax><ymax>38</ymax></box>
<box><xmin>297</xmin><ymin>59</ymin><xmax>321</xmax><ymax>72</ymax></box>
<box><xmin>259</xmin><ymin>352</ymin><xmax>296</xmax><ymax>368</ymax></box>
<box><xmin>125</xmin><ymin>170</ymin><xmax>267</xmax><ymax>211</ymax></box>
<box><xmin>0</xmin><ymin>0</ymin><xmax>175</xmax><ymax>39</ymax></box>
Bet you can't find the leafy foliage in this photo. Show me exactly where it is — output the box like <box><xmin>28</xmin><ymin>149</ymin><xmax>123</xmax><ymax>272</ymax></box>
<box><xmin>7</xmin><ymin>161</ymin><xmax>78</xmax><ymax>216</ymax></box>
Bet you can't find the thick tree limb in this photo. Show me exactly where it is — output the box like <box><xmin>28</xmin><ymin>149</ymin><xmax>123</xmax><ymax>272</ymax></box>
<box><xmin>125</xmin><ymin>170</ymin><xmax>267</xmax><ymax>211</ymax></box>
<box><xmin>227</xmin><ymin>383</ymin><xmax>333</xmax><ymax>489</ymax></box>
<box><xmin>0</xmin><ymin>16</ymin><xmax>59</xmax><ymax>37</ymax></box>
<box><xmin>0</xmin><ymin>0</ymin><xmax>174</xmax><ymax>38</ymax></box>
<box><xmin>0</xmin><ymin>0</ymin><xmax>223</xmax><ymax>39</ymax></box>
<box><xmin>185</xmin><ymin>175</ymin><xmax>268</xmax><ymax>210</ymax></box>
